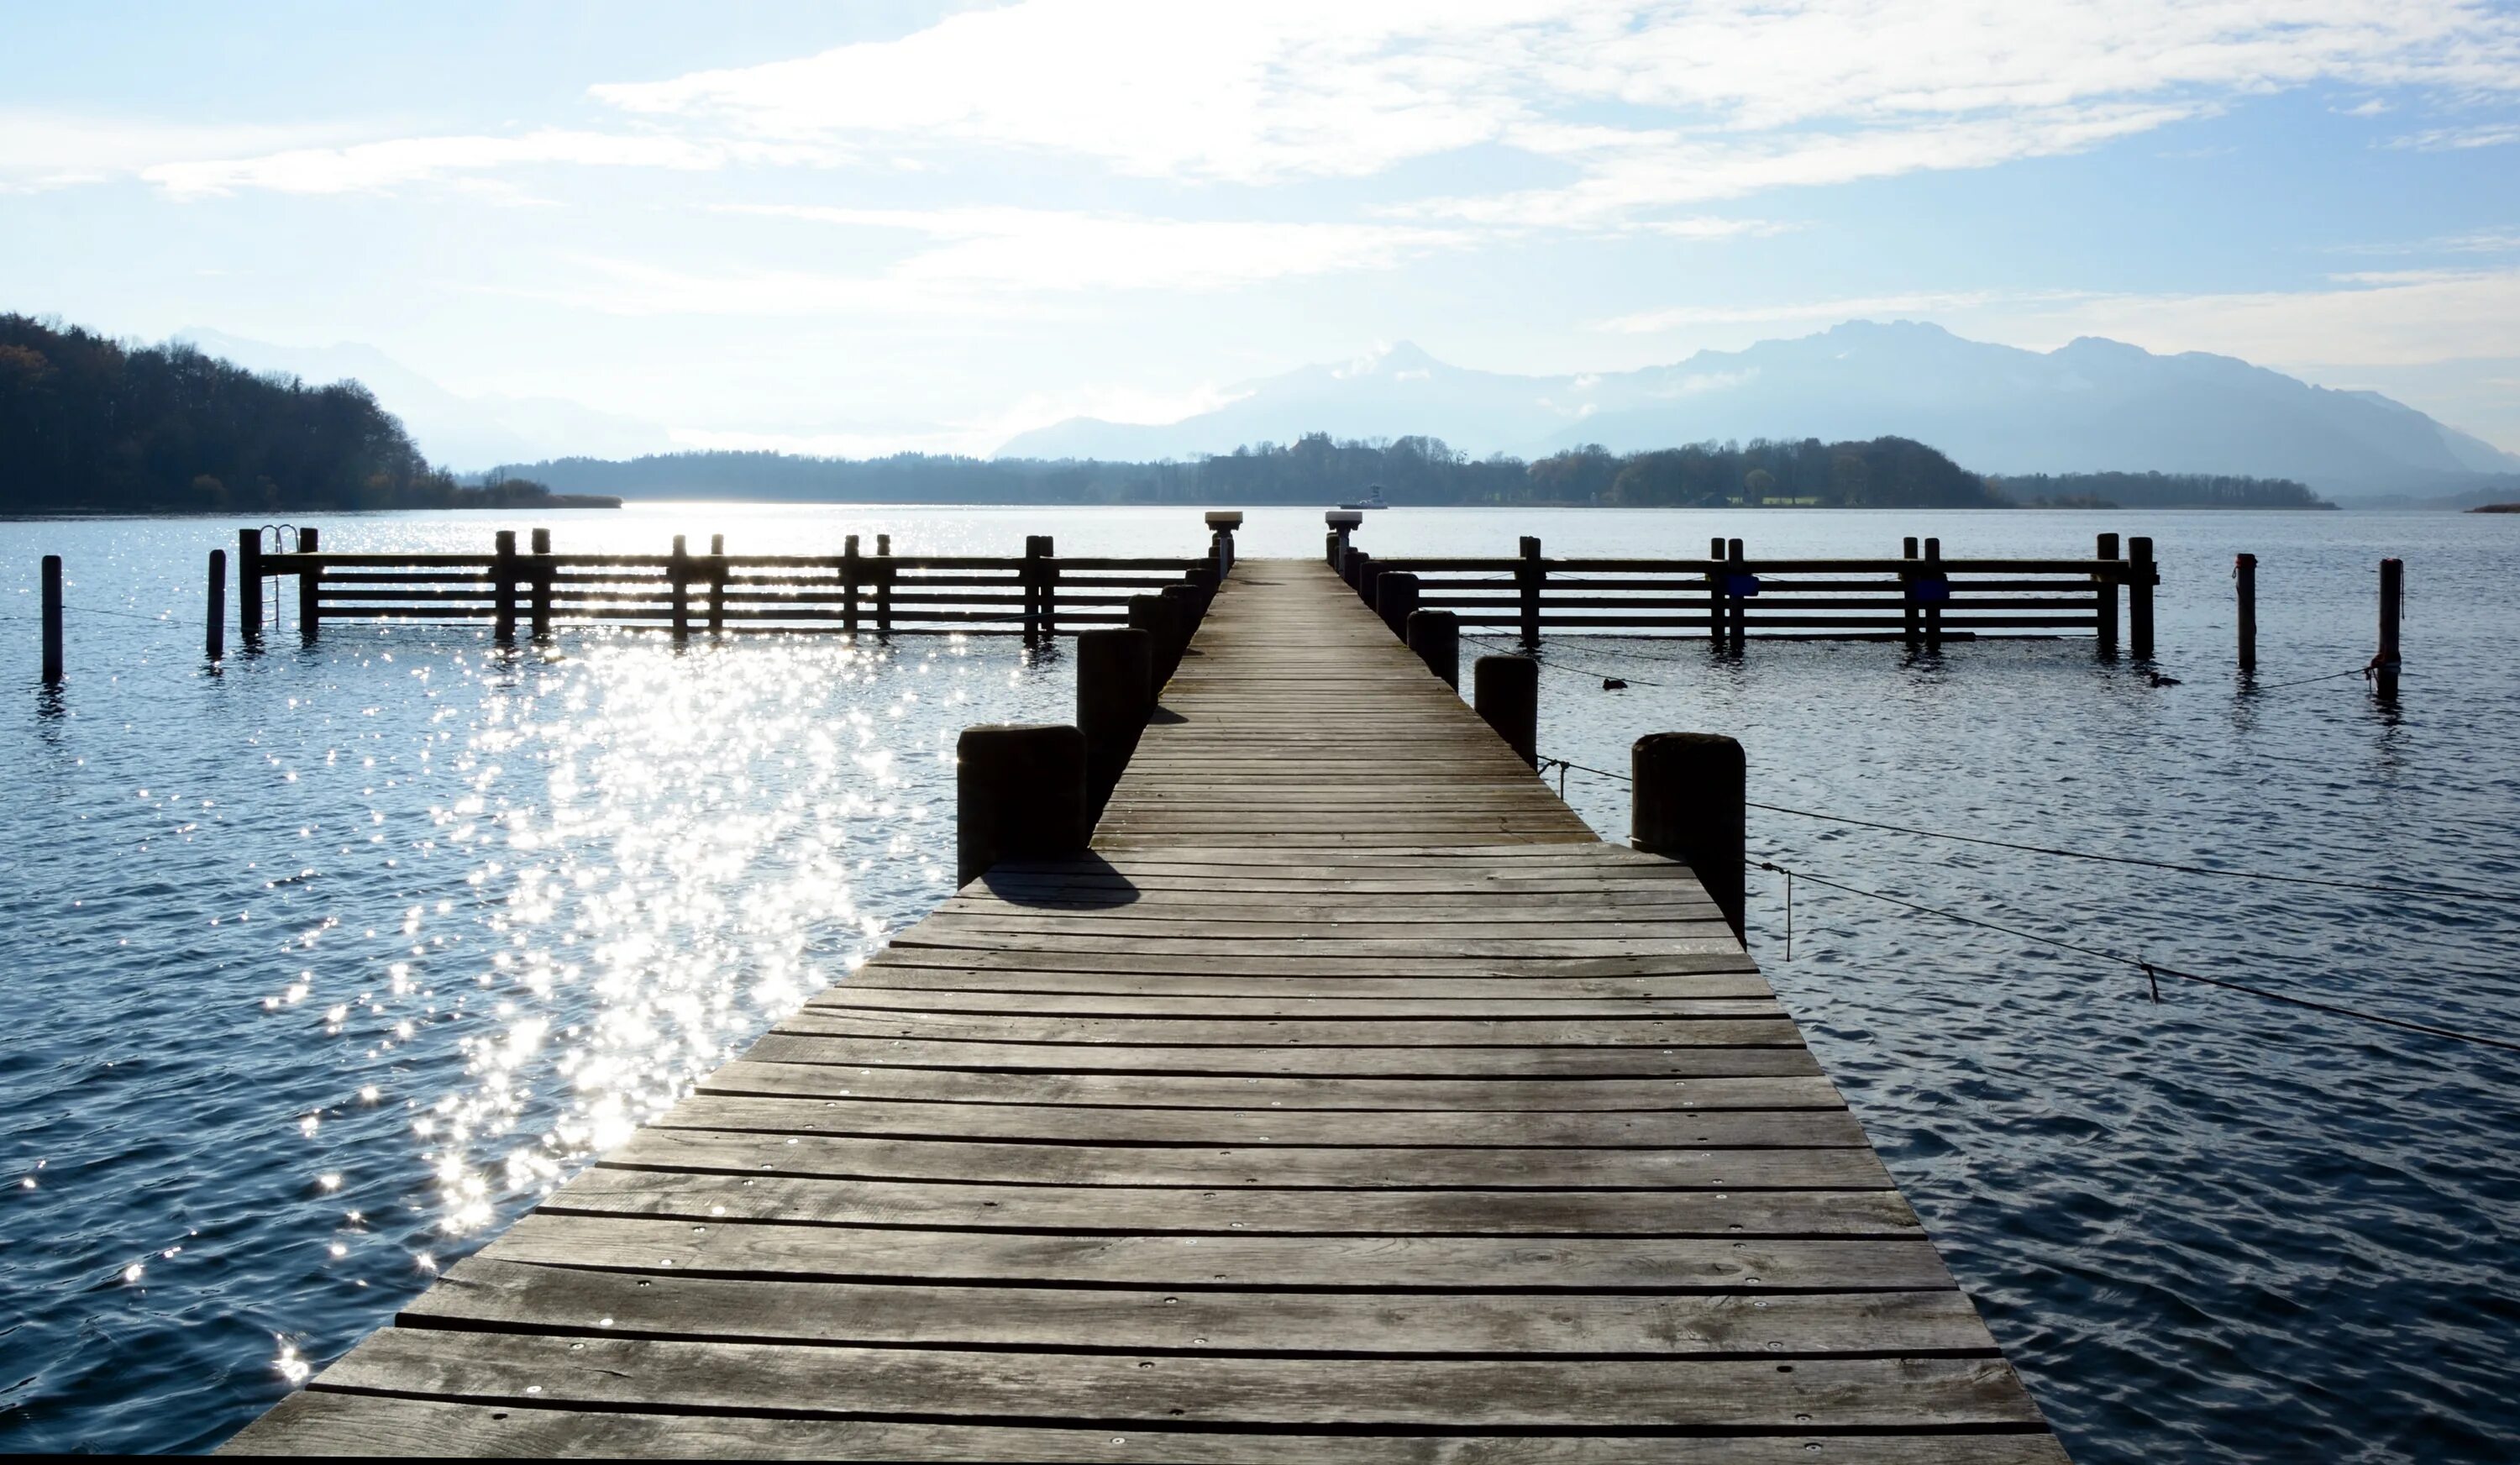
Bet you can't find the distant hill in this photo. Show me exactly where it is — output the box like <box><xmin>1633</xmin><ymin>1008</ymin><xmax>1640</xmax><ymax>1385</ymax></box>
<box><xmin>998</xmin><ymin>323</ymin><xmax>2520</xmax><ymax>501</ymax></box>
<box><xmin>0</xmin><ymin>315</ymin><xmax>616</xmax><ymax>513</ymax></box>
<box><xmin>172</xmin><ymin>328</ymin><xmax>674</xmax><ymax>472</ymax></box>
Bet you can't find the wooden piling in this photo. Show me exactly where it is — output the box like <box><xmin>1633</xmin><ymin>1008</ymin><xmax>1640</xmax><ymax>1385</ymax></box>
<box><xmin>1473</xmin><ymin>654</ymin><xmax>1538</xmax><ymax>768</ymax></box>
<box><xmin>1023</xmin><ymin>537</ymin><xmax>1045</xmax><ymax>645</ymax></box>
<box><xmin>1326</xmin><ymin>509</ymin><xmax>1362</xmax><ymax>565</ymax></box>
<box><xmin>1407</xmin><ymin>607</ymin><xmax>1459</xmax><ymax>689</ymax></box>
<box><xmin>1127</xmin><ymin>593</ymin><xmax>1183</xmax><ymax>691</ymax></box>
<box><xmin>1725</xmin><ymin>538</ymin><xmax>1746</xmax><ymax>651</ymax></box>
<box><xmin>1516</xmin><ymin>536</ymin><xmax>1543</xmax><ymax>651</ymax></box>
<box><xmin>1357</xmin><ymin>553</ymin><xmax>1381</xmax><ymax>610</ymax></box>
<box><xmin>1902</xmin><ymin>537</ymin><xmax>1920</xmax><ymax>647</ymax></box>
<box><xmin>1708</xmin><ymin>537</ymin><xmax>1728</xmax><ymax>645</ymax></box>
<box><xmin>1076</xmin><ymin>627</ymin><xmax>1153</xmax><ymax>819</ymax></box>
<box><xmin>2129</xmin><ymin>536</ymin><xmax>2156</xmax><ymax>660</ymax></box>
<box><xmin>206</xmin><ymin>549</ymin><xmax>225</xmax><ymax>661</ymax></box>
<box><xmin>494</xmin><ymin>530</ymin><xmax>519</xmax><ymax>644</ymax></box>
<box><xmin>1919</xmin><ymin>537</ymin><xmax>1944</xmax><ymax>650</ymax></box>
<box><xmin>707</xmin><ymin>534</ymin><xmax>727</xmax><ymax>637</ymax></box>
<box><xmin>2095</xmin><ymin>533</ymin><xmax>2120</xmax><ymax>657</ymax></box>
<box><xmin>2376</xmin><ymin>557</ymin><xmax>2402</xmax><ymax>698</ymax></box>
<box><xmin>669</xmin><ymin>534</ymin><xmax>690</xmax><ymax>642</ymax></box>
<box><xmin>530</xmin><ymin>528</ymin><xmax>553</xmax><ymax>640</ymax></box>
<box><xmin>842</xmin><ymin>534</ymin><xmax>861</xmax><ymax>636</ymax></box>
<box><xmin>953</xmin><ymin>723</ymin><xmax>1088</xmax><ymax>887</ymax></box>
<box><xmin>1039</xmin><ymin>536</ymin><xmax>1058</xmax><ymax>638</ymax></box>
<box><xmin>40</xmin><ymin>554</ymin><xmax>62</xmax><ymax>684</ymax></box>
<box><xmin>2235</xmin><ymin>553</ymin><xmax>2255</xmax><ymax>674</ymax></box>
<box><xmin>1376</xmin><ymin>570</ymin><xmax>1420</xmax><ymax>638</ymax></box>
<box><xmin>295</xmin><ymin>527</ymin><xmax>322</xmax><ymax>643</ymax></box>
<box><xmin>874</xmin><ymin>535</ymin><xmax>893</xmax><ymax>636</ymax></box>
<box><xmin>236</xmin><ymin>528</ymin><xmax>262</xmax><ymax>643</ymax></box>
<box><xmin>1630</xmin><ymin>732</ymin><xmax>1746</xmax><ymax>943</ymax></box>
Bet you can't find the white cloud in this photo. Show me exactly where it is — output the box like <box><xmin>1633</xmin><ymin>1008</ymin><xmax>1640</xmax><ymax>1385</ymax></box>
<box><xmin>721</xmin><ymin>205</ymin><xmax>1471</xmax><ymax>291</ymax></box>
<box><xmin>596</xmin><ymin>0</ymin><xmax>2520</xmax><ymax>219</ymax></box>
<box><xmin>0</xmin><ymin>110</ymin><xmax>339</xmax><ymax>192</ymax></box>
<box><xmin>2387</xmin><ymin>122</ymin><xmax>2520</xmax><ymax>150</ymax></box>
<box><xmin>139</xmin><ymin>129</ymin><xmax>775</xmax><ymax>197</ymax></box>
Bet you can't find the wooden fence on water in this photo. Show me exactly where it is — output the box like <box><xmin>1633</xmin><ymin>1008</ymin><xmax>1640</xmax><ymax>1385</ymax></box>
<box><xmin>233</xmin><ymin>525</ymin><xmax>1228</xmax><ymax>645</ymax></box>
<box><xmin>1336</xmin><ymin>528</ymin><xmax>2161</xmax><ymax>655</ymax></box>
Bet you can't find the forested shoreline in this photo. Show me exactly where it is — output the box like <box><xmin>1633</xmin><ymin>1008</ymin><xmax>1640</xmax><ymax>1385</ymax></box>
<box><xmin>0</xmin><ymin>315</ymin><xmax>613</xmax><ymax>513</ymax></box>
<box><xmin>501</xmin><ymin>433</ymin><xmax>2330</xmax><ymax>510</ymax></box>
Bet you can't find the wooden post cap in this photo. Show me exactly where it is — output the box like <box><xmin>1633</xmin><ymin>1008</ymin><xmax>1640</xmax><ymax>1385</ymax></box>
<box><xmin>1325</xmin><ymin>510</ymin><xmax>1364</xmax><ymax>529</ymax></box>
<box><xmin>1204</xmin><ymin>511</ymin><xmax>1245</xmax><ymax>529</ymax></box>
<box><xmin>956</xmin><ymin>724</ymin><xmax>1089</xmax><ymax>887</ymax></box>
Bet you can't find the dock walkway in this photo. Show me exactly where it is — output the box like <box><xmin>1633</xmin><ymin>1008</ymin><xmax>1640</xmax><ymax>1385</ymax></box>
<box><xmin>231</xmin><ymin>559</ymin><xmax>2062</xmax><ymax>1460</ymax></box>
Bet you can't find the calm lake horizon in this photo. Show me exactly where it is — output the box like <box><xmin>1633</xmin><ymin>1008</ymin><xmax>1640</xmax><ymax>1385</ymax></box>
<box><xmin>3</xmin><ymin>502</ymin><xmax>2515</xmax><ymax>1460</ymax></box>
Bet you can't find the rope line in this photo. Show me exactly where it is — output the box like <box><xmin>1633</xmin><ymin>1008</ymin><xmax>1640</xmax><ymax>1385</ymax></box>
<box><xmin>2251</xmin><ymin>664</ymin><xmax>2376</xmax><ymax>691</ymax></box>
<box><xmin>1535</xmin><ymin>754</ymin><xmax>2519</xmax><ymax>907</ymax></box>
<box><xmin>1755</xmin><ymin>859</ymin><xmax>2520</xmax><ymax>1057</ymax></box>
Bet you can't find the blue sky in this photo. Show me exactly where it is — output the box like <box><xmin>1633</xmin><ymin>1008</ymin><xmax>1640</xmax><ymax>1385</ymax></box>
<box><xmin>6</xmin><ymin>0</ymin><xmax>2518</xmax><ymax>455</ymax></box>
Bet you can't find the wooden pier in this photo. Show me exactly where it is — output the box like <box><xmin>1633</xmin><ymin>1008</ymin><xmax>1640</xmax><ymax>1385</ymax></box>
<box><xmin>228</xmin><ymin>559</ymin><xmax>2062</xmax><ymax>1460</ymax></box>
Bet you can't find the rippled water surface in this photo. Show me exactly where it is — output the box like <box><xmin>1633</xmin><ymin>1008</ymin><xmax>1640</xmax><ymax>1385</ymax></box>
<box><xmin>2</xmin><ymin>504</ymin><xmax>2515</xmax><ymax>1459</ymax></box>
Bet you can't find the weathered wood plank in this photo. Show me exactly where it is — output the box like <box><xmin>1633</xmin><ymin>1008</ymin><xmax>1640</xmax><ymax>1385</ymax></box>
<box><xmin>740</xmin><ymin>1033</ymin><xmax>1826</xmax><ymax>1078</ymax></box>
<box><xmin>296</xmin><ymin>1330</ymin><xmax>2044</xmax><ymax>1428</ymax></box>
<box><xmin>652</xmin><ymin>1095</ymin><xmax>1871</xmax><ymax>1148</ymax></box>
<box><xmin>543</xmin><ymin>1171</ymin><xmax>1919</xmax><ymax>1235</ymax></box>
<box><xmin>697</xmin><ymin>1061</ymin><xmax>1846</xmax><ymax>1110</ymax></box>
<box><xmin>229</xmin><ymin>1391</ymin><xmax>2070</xmax><ymax>1460</ymax></box>
<box><xmin>408</xmin><ymin>1258</ymin><xmax>1989</xmax><ymax>1353</ymax></box>
<box><xmin>596</xmin><ymin>1131</ymin><xmax>1896</xmax><ymax>1189</ymax></box>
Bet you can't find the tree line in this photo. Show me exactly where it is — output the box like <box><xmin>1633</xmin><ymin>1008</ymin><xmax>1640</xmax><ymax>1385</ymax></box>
<box><xmin>0</xmin><ymin>315</ymin><xmax>606</xmax><ymax>512</ymax></box>
<box><xmin>504</xmin><ymin>432</ymin><xmax>2067</xmax><ymax>508</ymax></box>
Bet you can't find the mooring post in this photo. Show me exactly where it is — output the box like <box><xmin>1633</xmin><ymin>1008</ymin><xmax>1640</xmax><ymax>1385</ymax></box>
<box><xmin>206</xmin><ymin>549</ymin><xmax>225</xmax><ymax>661</ymax></box>
<box><xmin>1473</xmin><ymin>654</ymin><xmax>1538</xmax><ymax>768</ymax></box>
<box><xmin>1922</xmin><ymin>537</ymin><xmax>1944</xmax><ymax>651</ymax></box>
<box><xmin>293</xmin><ymin>527</ymin><xmax>322</xmax><ymax>643</ymax></box>
<box><xmin>842</xmin><ymin>534</ymin><xmax>861</xmax><ymax>637</ymax></box>
<box><xmin>530</xmin><ymin>528</ymin><xmax>553</xmax><ymax>640</ymax></box>
<box><xmin>1376</xmin><ymin>570</ymin><xmax>1419</xmax><ymax>639</ymax></box>
<box><xmin>1357</xmin><ymin>553</ymin><xmax>1380</xmax><ymax>610</ymax></box>
<box><xmin>1407</xmin><ymin>608</ymin><xmax>1459</xmax><ymax>689</ymax></box>
<box><xmin>40</xmin><ymin>554</ymin><xmax>63</xmax><ymax>685</ymax></box>
<box><xmin>1039</xmin><ymin>534</ymin><xmax>1058</xmax><ymax>639</ymax></box>
<box><xmin>874</xmin><ymin>533</ymin><xmax>893</xmax><ymax>637</ymax></box>
<box><xmin>706</xmin><ymin>533</ymin><xmax>727</xmax><ymax>637</ymax></box>
<box><xmin>2376</xmin><ymin>557</ymin><xmax>2402</xmax><ymax>699</ymax></box>
<box><xmin>2095</xmin><ymin>533</ymin><xmax>2121</xmax><ymax>657</ymax></box>
<box><xmin>2129</xmin><ymin>536</ymin><xmax>2156</xmax><ymax>660</ymax></box>
<box><xmin>955</xmin><ymin>723</ymin><xmax>1089</xmax><ymax>887</ymax></box>
<box><xmin>1630</xmin><ymin>732</ymin><xmax>1746</xmax><ymax>944</ymax></box>
<box><xmin>2235</xmin><ymin>552</ymin><xmax>2256</xmax><ymax>675</ymax></box>
<box><xmin>1725</xmin><ymin>538</ymin><xmax>1746</xmax><ymax>650</ymax></box>
<box><xmin>1708</xmin><ymin>537</ymin><xmax>1728</xmax><ymax>646</ymax></box>
<box><xmin>1205</xmin><ymin>512</ymin><xmax>1242</xmax><ymax>575</ymax></box>
<box><xmin>1127</xmin><ymin>593</ymin><xmax>1182</xmax><ymax>692</ymax></box>
<box><xmin>493</xmin><ymin>530</ymin><xmax>518</xmax><ymax>644</ymax></box>
<box><xmin>1077</xmin><ymin>627</ymin><xmax>1153</xmax><ymax>819</ymax></box>
<box><xmin>1517</xmin><ymin>536</ymin><xmax>1544</xmax><ymax>651</ymax></box>
<box><xmin>1902</xmin><ymin>537</ymin><xmax>1921</xmax><ymax>648</ymax></box>
<box><xmin>1161</xmin><ymin>583</ymin><xmax>1204</xmax><ymax>669</ymax></box>
<box><xmin>669</xmin><ymin>533</ymin><xmax>690</xmax><ymax>642</ymax></box>
<box><xmin>237</xmin><ymin>528</ymin><xmax>263</xmax><ymax>643</ymax></box>
<box><xmin>1022</xmin><ymin>536</ymin><xmax>1045</xmax><ymax>646</ymax></box>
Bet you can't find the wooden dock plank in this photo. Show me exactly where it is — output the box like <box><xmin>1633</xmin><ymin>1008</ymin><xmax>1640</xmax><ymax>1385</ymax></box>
<box><xmin>226</xmin><ymin>558</ymin><xmax>2058</xmax><ymax>1458</ymax></box>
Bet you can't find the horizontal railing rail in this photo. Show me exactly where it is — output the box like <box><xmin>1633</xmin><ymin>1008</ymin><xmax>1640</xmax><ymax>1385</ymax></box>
<box><xmin>235</xmin><ymin>524</ymin><xmax>1228</xmax><ymax>645</ymax></box>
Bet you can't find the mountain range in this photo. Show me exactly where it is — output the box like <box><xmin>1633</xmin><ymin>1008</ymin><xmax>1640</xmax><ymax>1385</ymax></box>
<box><xmin>1000</xmin><ymin>323</ymin><xmax>2520</xmax><ymax>502</ymax></box>
<box><xmin>171</xmin><ymin>328</ymin><xmax>675</xmax><ymax>470</ymax></box>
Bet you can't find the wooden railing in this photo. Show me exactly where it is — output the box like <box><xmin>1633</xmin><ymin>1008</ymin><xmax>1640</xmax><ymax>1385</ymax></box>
<box><xmin>1336</xmin><ymin>532</ymin><xmax>2160</xmax><ymax>654</ymax></box>
<box><xmin>235</xmin><ymin>527</ymin><xmax>1221</xmax><ymax>643</ymax></box>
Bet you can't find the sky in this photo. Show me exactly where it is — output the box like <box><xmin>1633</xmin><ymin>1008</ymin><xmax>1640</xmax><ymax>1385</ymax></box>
<box><xmin>6</xmin><ymin>0</ymin><xmax>2520</xmax><ymax>458</ymax></box>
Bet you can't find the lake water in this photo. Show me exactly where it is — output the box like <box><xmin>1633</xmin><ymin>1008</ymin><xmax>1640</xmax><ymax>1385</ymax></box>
<box><xmin>1</xmin><ymin>504</ymin><xmax>2514</xmax><ymax>1460</ymax></box>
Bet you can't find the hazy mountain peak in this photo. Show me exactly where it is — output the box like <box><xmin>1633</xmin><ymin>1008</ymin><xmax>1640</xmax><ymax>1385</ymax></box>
<box><xmin>994</xmin><ymin>323</ymin><xmax>2520</xmax><ymax>495</ymax></box>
